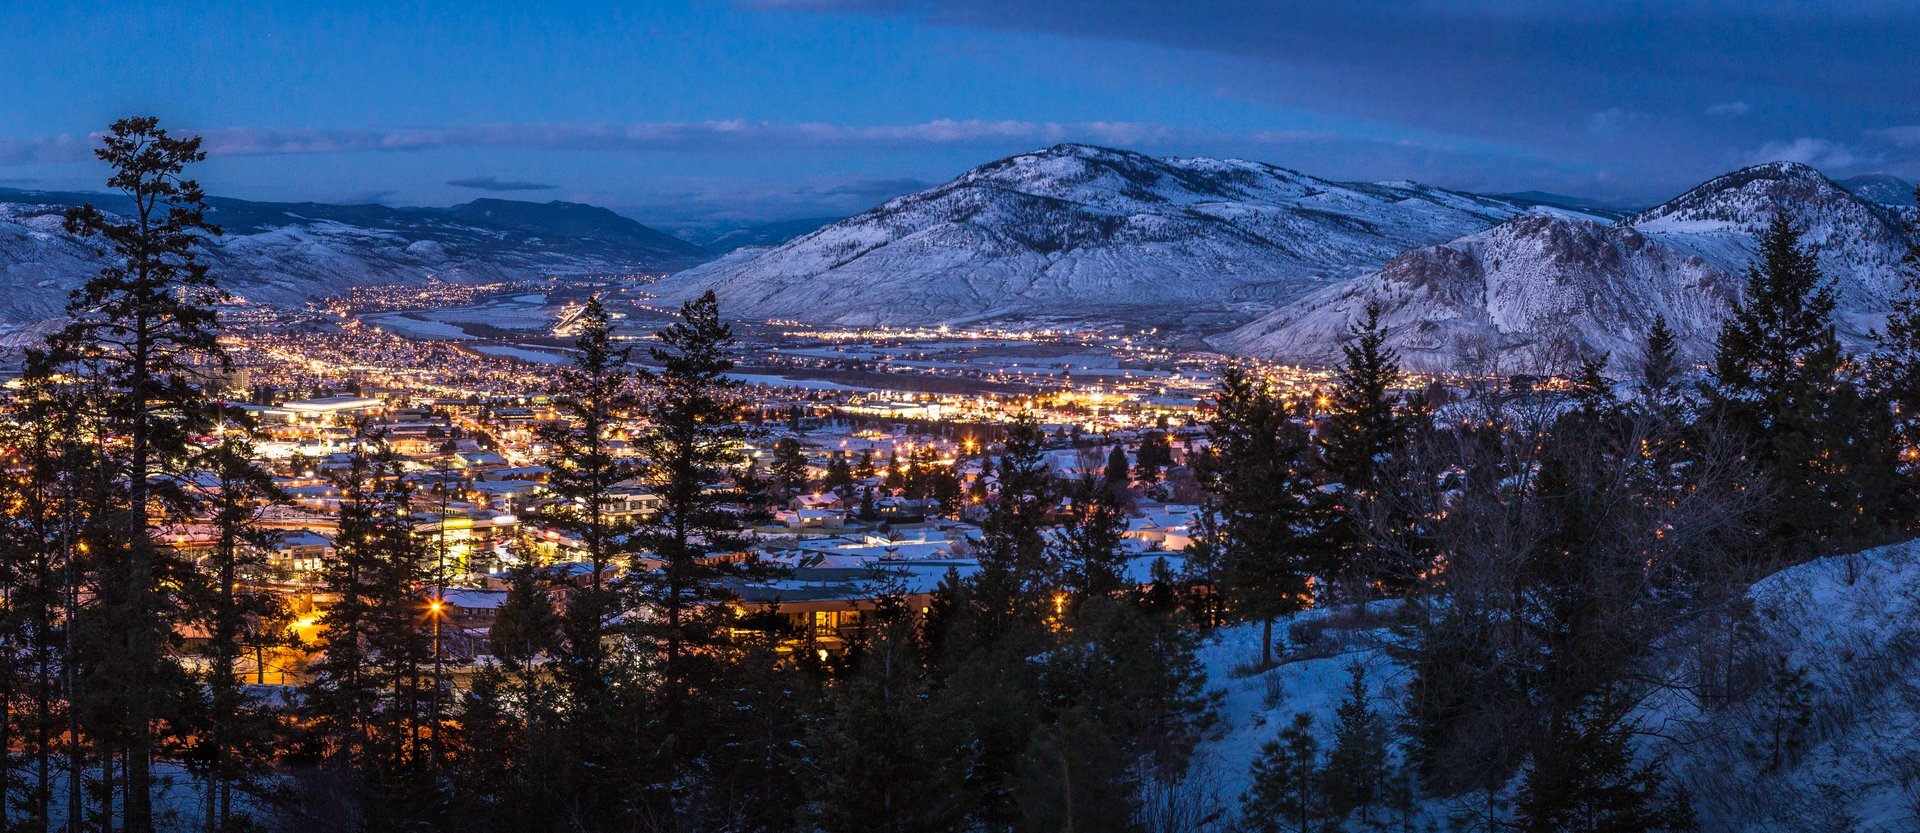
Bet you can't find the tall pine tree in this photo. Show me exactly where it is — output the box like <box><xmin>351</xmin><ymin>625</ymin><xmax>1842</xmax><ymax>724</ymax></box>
<box><xmin>45</xmin><ymin>117</ymin><xmax>228</xmax><ymax>832</ymax></box>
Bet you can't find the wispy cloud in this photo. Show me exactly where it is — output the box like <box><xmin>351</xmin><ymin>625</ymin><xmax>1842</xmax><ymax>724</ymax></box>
<box><xmin>1744</xmin><ymin>137</ymin><xmax>1861</xmax><ymax>169</ymax></box>
<box><xmin>0</xmin><ymin>120</ymin><xmax>1209</xmax><ymax>165</ymax></box>
<box><xmin>0</xmin><ymin>119</ymin><xmax>1469</xmax><ymax>167</ymax></box>
<box><xmin>1705</xmin><ymin>101</ymin><xmax>1751</xmax><ymax>118</ymax></box>
<box><xmin>1872</xmin><ymin>125</ymin><xmax>1920</xmax><ymax>147</ymax></box>
<box><xmin>447</xmin><ymin>175</ymin><xmax>556</xmax><ymax>192</ymax></box>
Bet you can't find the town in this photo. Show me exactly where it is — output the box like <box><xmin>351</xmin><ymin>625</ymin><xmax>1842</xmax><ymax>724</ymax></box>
<box><xmin>133</xmin><ymin>280</ymin><xmax>1412</xmax><ymax>682</ymax></box>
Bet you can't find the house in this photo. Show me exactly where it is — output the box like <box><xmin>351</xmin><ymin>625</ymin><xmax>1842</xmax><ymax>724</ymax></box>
<box><xmin>788</xmin><ymin>492</ymin><xmax>846</xmax><ymax>512</ymax></box>
<box><xmin>272</xmin><ymin>530</ymin><xmax>334</xmax><ymax>576</ymax></box>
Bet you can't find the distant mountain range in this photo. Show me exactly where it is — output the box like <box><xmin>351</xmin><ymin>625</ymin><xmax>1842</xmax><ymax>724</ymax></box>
<box><xmin>1216</xmin><ymin>162</ymin><xmax>1919</xmax><ymax>372</ymax></box>
<box><xmin>0</xmin><ymin>190</ymin><xmax>710</xmax><ymax>324</ymax></box>
<box><xmin>698</xmin><ymin>217</ymin><xmax>842</xmax><ymax>253</ymax></box>
<box><xmin>646</xmin><ymin>144</ymin><xmax>1605</xmax><ymax>331</ymax></box>
<box><xmin>3</xmin><ymin>147</ymin><xmax>1913</xmax><ymax>372</ymax></box>
<box><xmin>1837</xmin><ymin>173</ymin><xmax>1919</xmax><ymax>206</ymax></box>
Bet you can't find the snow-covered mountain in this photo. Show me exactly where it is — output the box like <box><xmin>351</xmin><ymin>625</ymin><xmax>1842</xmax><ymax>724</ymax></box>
<box><xmin>1838</xmin><ymin>173</ymin><xmax>1919</xmax><ymax>207</ymax></box>
<box><xmin>646</xmin><ymin>144</ymin><xmax>1577</xmax><ymax>330</ymax></box>
<box><xmin>0</xmin><ymin>190</ymin><xmax>709</xmax><ymax>326</ymax></box>
<box><xmin>1219</xmin><ymin>162</ymin><xmax>1919</xmax><ymax>372</ymax></box>
<box><xmin>1212</xmin><ymin>215</ymin><xmax>1739</xmax><ymax>372</ymax></box>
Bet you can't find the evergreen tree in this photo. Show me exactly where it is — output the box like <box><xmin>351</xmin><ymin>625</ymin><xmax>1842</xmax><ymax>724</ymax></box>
<box><xmin>1318</xmin><ymin>301</ymin><xmax>1411</xmax><ymax>596</ymax></box>
<box><xmin>0</xmin><ymin>362</ymin><xmax>97</xmax><ymax>830</ymax></box>
<box><xmin>970</xmin><ymin>415</ymin><xmax>1055</xmax><ymax>635</ymax></box>
<box><xmin>771</xmin><ymin>437</ymin><xmax>810</xmax><ymax>494</ymax></box>
<box><xmin>1514</xmin><ymin>696</ymin><xmax>1696</xmax><ymax>833</ymax></box>
<box><xmin>626</xmin><ymin>291</ymin><xmax>773</xmax><ymax>817</ymax></box>
<box><xmin>1102</xmin><ymin>444</ymin><xmax>1130</xmax><ymax>495</ymax></box>
<box><xmin>1206</xmin><ymin>366</ymin><xmax>1322</xmax><ymax>667</ymax></box>
<box><xmin>1570</xmin><ymin>356</ymin><xmax>1614</xmax><ymax>418</ymax></box>
<box><xmin>822</xmin><ymin>453</ymin><xmax>855</xmax><ymax>494</ymax></box>
<box><xmin>297</xmin><ymin>445</ymin><xmax>446</xmax><ymax>824</ymax></box>
<box><xmin>1134</xmin><ymin>432</ymin><xmax>1173</xmax><ymax>485</ymax></box>
<box><xmin>182</xmin><ymin>424</ymin><xmax>293</xmax><ymax>831</ymax></box>
<box><xmin>1869</xmin><ymin>186</ymin><xmax>1920</xmax><ymax>523</ymax></box>
<box><xmin>1321</xmin><ymin>664</ymin><xmax>1391</xmax><ymax>825</ymax></box>
<box><xmin>1709</xmin><ymin>211</ymin><xmax>1857</xmax><ymax>550</ymax></box>
<box><xmin>530</xmin><ymin>296</ymin><xmax>635</xmax><ymax>709</ymax></box>
<box><xmin>1639</xmin><ymin>314</ymin><xmax>1682</xmax><ymax>410</ymax></box>
<box><xmin>1055</xmin><ymin>481</ymin><xmax>1129</xmax><ymax>604</ymax></box>
<box><xmin>806</xmin><ymin>579</ymin><xmax>967</xmax><ymax>833</ymax></box>
<box><xmin>1240</xmin><ymin>713</ymin><xmax>1324</xmax><ymax>833</ymax></box>
<box><xmin>46</xmin><ymin>117</ymin><xmax>228</xmax><ymax>831</ymax></box>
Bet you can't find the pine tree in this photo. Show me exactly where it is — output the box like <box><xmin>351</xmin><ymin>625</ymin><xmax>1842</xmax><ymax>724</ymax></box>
<box><xmin>1206</xmin><ymin>366</ymin><xmax>1321</xmax><ymax>667</ymax></box>
<box><xmin>1103</xmin><ymin>444</ymin><xmax>1130</xmax><ymax>493</ymax></box>
<box><xmin>182</xmin><ymin>423</ymin><xmax>292</xmax><ymax>831</ymax></box>
<box><xmin>1322</xmin><ymin>664</ymin><xmax>1391</xmax><ymax>825</ymax></box>
<box><xmin>1056</xmin><ymin>481</ymin><xmax>1129</xmax><ymax>604</ymax></box>
<box><xmin>806</xmin><ymin>578</ymin><xmax>967</xmax><ymax>833</ymax></box>
<box><xmin>297</xmin><ymin>444</ymin><xmax>445</xmax><ymax>824</ymax></box>
<box><xmin>1639</xmin><ymin>314</ymin><xmax>1681</xmax><ymax>411</ymax></box>
<box><xmin>626</xmin><ymin>291</ymin><xmax>773</xmax><ymax>817</ymax></box>
<box><xmin>1134</xmin><ymin>432</ymin><xmax>1173</xmax><ymax>486</ymax></box>
<box><xmin>46</xmin><ymin>117</ymin><xmax>229</xmax><ymax>831</ymax></box>
<box><xmin>1318</xmin><ymin>301</ymin><xmax>1410</xmax><ymax>596</ymax></box>
<box><xmin>971</xmin><ymin>415</ymin><xmax>1055</xmax><ymax>636</ymax></box>
<box><xmin>1570</xmin><ymin>356</ymin><xmax>1614</xmax><ymax>418</ymax></box>
<box><xmin>1710</xmin><ymin>212</ymin><xmax>1858</xmax><ymax>551</ymax></box>
<box><xmin>1515</xmin><ymin>697</ymin><xmax>1696</xmax><ymax>833</ymax></box>
<box><xmin>1869</xmin><ymin>186</ymin><xmax>1920</xmax><ymax>522</ymax></box>
<box><xmin>0</xmin><ymin>364</ymin><xmax>97</xmax><ymax>830</ymax></box>
<box><xmin>530</xmin><ymin>295</ymin><xmax>636</xmax><ymax>711</ymax></box>
<box><xmin>771</xmin><ymin>437</ymin><xmax>810</xmax><ymax>494</ymax></box>
<box><xmin>1321</xmin><ymin>300</ymin><xmax>1406</xmax><ymax>492</ymax></box>
<box><xmin>823</xmin><ymin>453</ymin><xmax>855</xmax><ymax>494</ymax></box>
<box><xmin>1240</xmin><ymin>713</ymin><xmax>1324</xmax><ymax>833</ymax></box>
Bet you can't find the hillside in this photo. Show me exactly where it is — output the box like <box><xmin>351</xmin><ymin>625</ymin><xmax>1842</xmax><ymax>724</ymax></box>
<box><xmin>1220</xmin><ymin>162</ymin><xmax>1918</xmax><ymax>372</ymax></box>
<box><xmin>647</xmin><ymin>144</ymin><xmax>1580</xmax><ymax>331</ymax></box>
<box><xmin>1187</xmin><ymin>540</ymin><xmax>1920</xmax><ymax>831</ymax></box>
<box><xmin>0</xmin><ymin>190</ymin><xmax>710</xmax><ymax>326</ymax></box>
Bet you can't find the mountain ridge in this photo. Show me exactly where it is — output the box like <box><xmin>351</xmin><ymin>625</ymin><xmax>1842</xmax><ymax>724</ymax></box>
<box><xmin>0</xmin><ymin>190</ymin><xmax>710</xmax><ymax>325</ymax></box>
<box><xmin>1217</xmin><ymin>161</ymin><xmax>1918</xmax><ymax>372</ymax></box>
<box><xmin>645</xmin><ymin>143</ymin><xmax>1594</xmax><ymax>330</ymax></box>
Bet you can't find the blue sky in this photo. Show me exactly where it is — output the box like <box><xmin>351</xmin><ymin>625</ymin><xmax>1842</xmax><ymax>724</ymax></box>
<box><xmin>3</xmin><ymin>1</ymin><xmax>1917</xmax><ymax>230</ymax></box>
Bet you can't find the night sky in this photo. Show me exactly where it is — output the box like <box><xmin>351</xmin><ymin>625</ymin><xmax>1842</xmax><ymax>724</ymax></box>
<box><xmin>4</xmin><ymin>1</ymin><xmax>1916</xmax><ymax>229</ymax></box>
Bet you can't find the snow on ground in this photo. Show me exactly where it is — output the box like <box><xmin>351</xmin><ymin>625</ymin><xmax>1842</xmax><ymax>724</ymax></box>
<box><xmin>1648</xmin><ymin>541</ymin><xmax>1920</xmax><ymax>832</ymax></box>
<box><xmin>1183</xmin><ymin>541</ymin><xmax>1920</xmax><ymax>832</ymax></box>
<box><xmin>469</xmin><ymin>343</ymin><xmax>574</xmax><ymax>364</ymax></box>
<box><xmin>727</xmin><ymin>373</ymin><xmax>873</xmax><ymax>392</ymax></box>
<box><xmin>363</xmin><ymin>312</ymin><xmax>475</xmax><ymax>340</ymax></box>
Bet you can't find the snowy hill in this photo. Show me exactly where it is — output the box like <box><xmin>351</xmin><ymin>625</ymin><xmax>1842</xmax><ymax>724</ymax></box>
<box><xmin>1838</xmin><ymin>173</ymin><xmax>1919</xmax><ymax>207</ymax></box>
<box><xmin>1211</xmin><ymin>214</ymin><xmax>1738</xmax><ymax>373</ymax></box>
<box><xmin>646</xmin><ymin>144</ymin><xmax>1574</xmax><ymax>330</ymax></box>
<box><xmin>1189</xmin><ymin>540</ymin><xmax>1920</xmax><ymax>832</ymax></box>
<box><xmin>0</xmin><ymin>190</ymin><xmax>710</xmax><ymax>327</ymax></box>
<box><xmin>1220</xmin><ymin>162</ymin><xmax>1918</xmax><ymax>372</ymax></box>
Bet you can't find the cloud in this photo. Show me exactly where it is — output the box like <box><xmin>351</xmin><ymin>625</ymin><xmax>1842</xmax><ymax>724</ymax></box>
<box><xmin>1744</xmin><ymin>137</ymin><xmax>1860</xmax><ymax>169</ymax></box>
<box><xmin>1705</xmin><ymin>101</ymin><xmax>1751</xmax><ymax>117</ymax></box>
<box><xmin>447</xmin><ymin>175</ymin><xmax>557</xmax><ymax>192</ymax></box>
<box><xmin>1588</xmin><ymin>108</ymin><xmax>1647</xmax><ymax>139</ymax></box>
<box><xmin>0</xmin><ymin>119</ymin><xmax>1490</xmax><ymax>166</ymax></box>
<box><xmin>1872</xmin><ymin>125</ymin><xmax>1920</xmax><ymax>147</ymax></box>
<box><xmin>0</xmin><ymin>120</ymin><xmax>1193</xmax><ymax>165</ymax></box>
